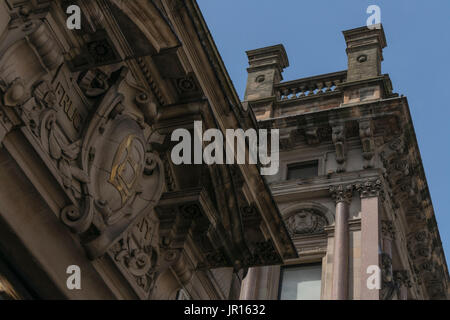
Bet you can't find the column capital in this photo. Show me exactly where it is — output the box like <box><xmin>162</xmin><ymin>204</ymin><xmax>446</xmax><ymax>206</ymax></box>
<box><xmin>355</xmin><ymin>179</ymin><xmax>382</xmax><ymax>198</ymax></box>
<box><xmin>329</xmin><ymin>184</ymin><xmax>353</xmax><ymax>204</ymax></box>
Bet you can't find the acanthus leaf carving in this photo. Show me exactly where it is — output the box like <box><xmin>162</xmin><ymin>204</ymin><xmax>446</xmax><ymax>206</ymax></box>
<box><xmin>355</xmin><ymin>179</ymin><xmax>382</xmax><ymax>198</ymax></box>
<box><xmin>329</xmin><ymin>184</ymin><xmax>353</xmax><ymax>204</ymax></box>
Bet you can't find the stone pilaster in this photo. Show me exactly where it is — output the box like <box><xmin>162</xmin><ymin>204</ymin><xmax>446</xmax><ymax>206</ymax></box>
<box><xmin>356</xmin><ymin>179</ymin><xmax>382</xmax><ymax>300</ymax></box>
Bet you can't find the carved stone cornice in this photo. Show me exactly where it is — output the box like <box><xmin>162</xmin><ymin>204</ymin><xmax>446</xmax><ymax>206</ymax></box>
<box><xmin>355</xmin><ymin>178</ymin><xmax>382</xmax><ymax>198</ymax></box>
<box><xmin>329</xmin><ymin>184</ymin><xmax>353</xmax><ymax>204</ymax></box>
<box><xmin>381</xmin><ymin>220</ymin><xmax>396</xmax><ymax>241</ymax></box>
<box><xmin>393</xmin><ymin>270</ymin><xmax>412</xmax><ymax>288</ymax></box>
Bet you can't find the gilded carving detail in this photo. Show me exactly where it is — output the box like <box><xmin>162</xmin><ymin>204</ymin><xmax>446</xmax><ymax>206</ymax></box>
<box><xmin>109</xmin><ymin>134</ymin><xmax>142</xmax><ymax>207</ymax></box>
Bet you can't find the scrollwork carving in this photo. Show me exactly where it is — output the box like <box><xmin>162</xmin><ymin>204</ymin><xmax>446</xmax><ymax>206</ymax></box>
<box><xmin>57</xmin><ymin>68</ymin><xmax>165</xmax><ymax>259</ymax></box>
<box><xmin>110</xmin><ymin>213</ymin><xmax>160</xmax><ymax>296</ymax></box>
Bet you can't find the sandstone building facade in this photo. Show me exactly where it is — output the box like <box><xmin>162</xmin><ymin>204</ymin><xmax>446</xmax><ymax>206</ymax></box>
<box><xmin>239</xmin><ymin>27</ymin><xmax>449</xmax><ymax>300</ymax></box>
<box><xmin>0</xmin><ymin>0</ymin><xmax>448</xmax><ymax>300</ymax></box>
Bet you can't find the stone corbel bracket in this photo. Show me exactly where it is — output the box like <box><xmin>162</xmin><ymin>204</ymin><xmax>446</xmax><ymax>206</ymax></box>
<box><xmin>331</xmin><ymin>122</ymin><xmax>347</xmax><ymax>172</ymax></box>
<box><xmin>155</xmin><ymin>188</ymin><xmax>240</xmax><ymax>270</ymax></box>
<box><xmin>358</xmin><ymin>118</ymin><xmax>375</xmax><ymax>168</ymax></box>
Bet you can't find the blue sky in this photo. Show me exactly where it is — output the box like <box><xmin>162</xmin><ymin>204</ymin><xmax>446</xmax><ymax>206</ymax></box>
<box><xmin>197</xmin><ymin>0</ymin><xmax>450</xmax><ymax>262</ymax></box>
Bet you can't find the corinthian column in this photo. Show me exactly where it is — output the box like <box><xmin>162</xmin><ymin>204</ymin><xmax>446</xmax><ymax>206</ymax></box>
<box><xmin>329</xmin><ymin>184</ymin><xmax>353</xmax><ymax>300</ymax></box>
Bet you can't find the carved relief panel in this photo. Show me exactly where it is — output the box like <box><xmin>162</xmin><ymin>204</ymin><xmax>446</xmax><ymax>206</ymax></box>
<box><xmin>285</xmin><ymin>209</ymin><xmax>327</xmax><ymax>236</ymax></box>
<box><xmin>59</xmin><ymin>68</ymin><xmax>165</xmax><ymax>259</ymax></box>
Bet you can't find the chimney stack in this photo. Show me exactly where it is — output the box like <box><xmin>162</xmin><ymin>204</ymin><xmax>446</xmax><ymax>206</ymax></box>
<box><xmin>343</xmin><ymin>25</ymin><xmax>387</xmax><ymax>82</ymax></box>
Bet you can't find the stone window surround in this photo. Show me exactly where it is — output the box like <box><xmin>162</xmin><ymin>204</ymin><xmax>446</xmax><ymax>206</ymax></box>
<box><xmin>277</xmin><ymin>262</ymin><xmax>323</xmax><ymax>300</ymax></box>
<box><xmin>281</xmin><ymin>154</ymin><xmax>326</xmax><ymax>181</ymax></box>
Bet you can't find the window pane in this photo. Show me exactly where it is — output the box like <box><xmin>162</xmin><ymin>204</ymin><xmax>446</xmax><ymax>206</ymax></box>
<box><xmin>287</xmin><ymin>161</ymin><xmax>318</xmax><ymax>180</ymax></box>
<box><xmin>279</xmin><ymin>264</ymin><xmax>322</xmax><ymax>300</ymax></box>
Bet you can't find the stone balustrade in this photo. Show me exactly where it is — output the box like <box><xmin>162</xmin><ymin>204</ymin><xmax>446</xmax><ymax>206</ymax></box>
<box><xmin>275</xmin><ymin>70</ymin><xmax>347</xmax><ymax>101</ymax></box>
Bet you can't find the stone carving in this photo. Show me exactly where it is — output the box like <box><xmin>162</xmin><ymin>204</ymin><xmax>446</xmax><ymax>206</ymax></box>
<box><xmin>176</xmin><ymin>77</ymin><xmax>197</xmax><ymax>93</ymax></box>
<box><xmin>407</xmin><ymin>231</ymin><xmax>432</xmax><ymax>260</ymax></box>
<box><xmin>28</xmin><ymin>23</ymin><xmax>63</xmax><ymax>71</ymax></box>
<box><xmin>77</xmin><ymin>69</ymin><xmax>110</xmax><ymax>98</ymax></box>
<box><xmin>305</xmin><ymin>127</ymin><xmax>320</xmax><ymax>145</ymax></box>
<box><xmin>332</xmin><ymin>124</ymin><xmax>347</xmax><ymax>172</ymax></box>
<box><xmin>59</xmin><ymin>67</ymin><xmax>165</xmax><ymax>259</ymax></box>
<box><xmin>359</xmin><ymin>119</ymin><xmax>374</xmax><ymax>168</ymax></box>
<box><xmin>135</xmin><ymin>91</ymin><xmax>160</xmax><ymax>125</ymax></box>
<box><xmin>381</xmin><ymin>220</ymin><xmax>396</xmax><ymax>240</ymax></box>
<box><xmin>380</xmin><ymin>252</ymin><xmax>396</xmax><ymax>300</ymax></box>
<box><xmin>3</xmin><ymin>78</ymin><xmax>26</xmax><ymax>107</ymax></box>
<box><xmin>40</xmin><ymin>110</ymin><xmax>86</xmax><ymax>191</ymax></box>
<box><xmin>355</xmin><ymin>179</ymin><xmax>382</xmax><ymax>198</ymax></box>
<box><xmin>393</xmin><ymin>270</ymin><xmax>412</xmax><ymax>289</ymax></box>
<box><xmin>329</xmin><ymin>184</ymin><xmax>353</xmax><ymax>204</ymax></box>
<box><xmin>388</xmin><ymin>136</ymin><xmax>406</xmax><ymax>154</ymax></box>
<box><xmin>110</xmin><ymin>213</ymin><xmax>159</xmax><ymax>297</ymax></box>
<box><xmin>285</xmin><ymin>209</ymin><xmax>327</xmax><ymax>235</ymax></box>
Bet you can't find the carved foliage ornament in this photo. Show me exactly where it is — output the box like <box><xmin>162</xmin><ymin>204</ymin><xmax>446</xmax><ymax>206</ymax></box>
<box><xmin>329</xmin><ymin>184</ymin><xmax>353</xmax><ymax>204</ymax></box>
<box><xmin>355</xmin><ymin>179</ymin><xmax>382</xmax><ymax>198</ymax></box>
<box><xmin>110</xmin><ymin>213</ymin><xmax>159</xmax><ymax>297</ymax></box>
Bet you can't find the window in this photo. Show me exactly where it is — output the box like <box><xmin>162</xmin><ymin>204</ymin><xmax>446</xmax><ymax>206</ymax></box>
<box><xmin>287</xmin><ymin>160</ymin><xmax>318</xmax><ymax>180</ymax></box>
<box><xmin>279</xmin><ymin>264</ymin><xmax>322</xmax><ymax>300</ymax></box>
